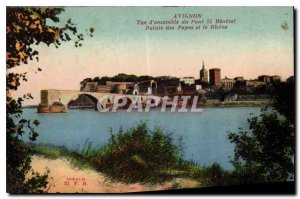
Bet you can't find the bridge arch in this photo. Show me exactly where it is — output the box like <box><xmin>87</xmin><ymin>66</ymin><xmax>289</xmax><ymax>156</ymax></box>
<box><xmin>67</xmin><ymin>93</ymin><xmax>100</xmax><ymax>110</ymax></box>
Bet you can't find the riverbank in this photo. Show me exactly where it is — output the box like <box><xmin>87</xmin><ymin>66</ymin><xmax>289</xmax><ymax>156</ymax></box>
<box><xmin>28</xmin><ymin>155</ymin><xmax>199</xmax><ymax>193</ymax></box>
<box><xmin>202</xmin><ymin>100</ymin><xmax>271</xmax><ymax>108</ymax></box>
<box><xmin>23</xmin><ymin>100</ymin><xmax>271</xmax><ymax>110</ymax></box>
<box><xmin>28</xmin><ymin>140</ymin><xmax>233</xmax><ymax>193</ymax></box>
<box><xmin>23</xmin><ymin>117</ymin><xmax>242</xmax><ymax>192</ymax></box>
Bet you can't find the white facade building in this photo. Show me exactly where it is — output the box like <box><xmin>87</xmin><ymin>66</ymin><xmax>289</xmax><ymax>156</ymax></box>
<box><xmin>180</xmin><ymin>77</ymin><xmax>195</xmax><ymax>85</ymax></box>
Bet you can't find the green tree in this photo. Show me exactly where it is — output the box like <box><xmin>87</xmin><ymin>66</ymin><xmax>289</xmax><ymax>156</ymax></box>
<box><xmin>6</xmin><ymin>7</ymin><xmax>93</xmax><ymax>193</ymax></box>
<box><xmin>228</xmin><ymin>80</ymin><xmax>295</xmax><ymax>184</ymax></box>
<box><xmin>272</xmin><ymin>80</ymin><xmax>295</xmax><ymax>124</ymax></box>
<box><xmin>99</xmin><ymin>76</ymin><xmax>110</xmax><ymax>84</ymax></box>
<box><xmin>138</xmin><ymin>75</ymin><xmax>154</xmax><ymax>81</ymax></box>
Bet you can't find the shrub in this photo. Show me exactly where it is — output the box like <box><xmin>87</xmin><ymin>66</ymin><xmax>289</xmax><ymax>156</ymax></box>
<box><xmin>197</xmin><ymin>163</ymin><xmax>232</xmax><ymax>186</ymax></box>
<box><xmin>91</xmin><ymin>122</ymin><xmax>183</xmax><ymax>183</ymax></box>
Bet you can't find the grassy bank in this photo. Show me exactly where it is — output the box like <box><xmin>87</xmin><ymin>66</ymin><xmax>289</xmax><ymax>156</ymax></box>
<box><xmin>203</xmin><ymin>100</ymin><xmax>271</xmax><ymax>107</ymax></box>
<box><xmin>29</xmin><ymin>122</ymin><xmax>234</xmax><ymax>186</ymax></box>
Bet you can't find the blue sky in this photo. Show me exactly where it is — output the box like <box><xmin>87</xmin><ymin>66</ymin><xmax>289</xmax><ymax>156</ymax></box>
<box><xmin>13</xmin><ymin>6</ymin><xmax>294</xmax><ymax>105</ymax></box>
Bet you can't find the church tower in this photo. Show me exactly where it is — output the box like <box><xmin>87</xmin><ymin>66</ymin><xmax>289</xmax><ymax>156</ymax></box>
<box><xmin>200</xmin><ymin>61</ymin><xmax>208</xmax><ymax>83</ymax></box>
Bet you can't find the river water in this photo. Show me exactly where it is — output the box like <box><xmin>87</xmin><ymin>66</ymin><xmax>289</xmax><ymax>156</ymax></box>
<box><xmin>21</xmin><ymin>107</ymin><xmax>262</xmax><ymax>170</ymax></box>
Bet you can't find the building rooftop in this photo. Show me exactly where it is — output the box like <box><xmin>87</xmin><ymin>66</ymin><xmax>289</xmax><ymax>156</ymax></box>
<box><xmin>209</xmin><ymin>68</ymin><xmax>221</xmax><ymax>71</ymax></box>
<box><xmin>258</xmin><ymin>75</ymin><xmax>270</xmax><ymax>77</ymax></box>
<box><xmin>223</xmin><ymin>76</ymin><xmax>233</xmax><ymax>80</ymax></box>
<box><xmin>180</xmin><ymin>77</ymin><xmax>195</xmax><ymax>79</ymax></box>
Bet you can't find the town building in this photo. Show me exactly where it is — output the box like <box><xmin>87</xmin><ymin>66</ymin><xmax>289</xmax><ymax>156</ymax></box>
<box><xmin>181</xmin><ymin>84</ymin><xmax>196</xmax><ymax>92</ymax></box>
<box><xmin>137</xmin><ymin>80</ymin><xmax>157</xmax><ymax>95</ymax></box>
<box><xmin>81</xmin><ymin>81</ymin><xmax>135</xmax><ymax>94</ymax></box>
<box><xmin>196</xmin><ymin>84</ymin><xmax>202</xmax><ymax>91</ymax></box>
<box><xmin>97</xmin><ymin>85</ymin><xmax>112</xmax><ymax>93</ymax></box>
<box><xmin>81</xmin><ymin>82</ymin><xmax>98</xmax><ymax>92</ymax></box>
<box><xmin>245</xmin><ymin>80</ymin><xmax>266</xmax><ymax>90</ymax></box>
<box><xmin>156</xmin><ymin>78</ymin><xmax>181</xmax><ymax>95</ymax></box>
<box><xmin>221</xmin><ymin>76</ymin><xmax>235</xmax><ymax>90</ymax></box>
<box><xmin>258</xmin><ymin>75</ymin><xmax>271</xmax><ymax>84</ymax></box>
<box><xmin>271</xmin><ymin>75</ymin><xmax>281</xmax><ymax>82</ymax></box>
<box><xmin>233</xmin><ymin>77</ymin><xmax>246</xmax><ymax>88</ymax></box>
<box><xmin>199</xmin><ymin>61</ymin><xmax>208</xmax><ymax>83</ymax></box>
<box><xmin>209</xmin><ymin>68</ymin><xmax>221</xmax><ymax>86</ymax></box>
<box><xmin>234</xmin><ymin>76</ymin><xmax>244</xmax><ymax>81</ymax></box>
<box><xmin>106</xmin><ymin>81</ymin><xmax>134</xmax><ymax>94</ymax></box>
<box><xmin>180</xmin><ymin>77</ymin><xmax>195</xmax><ymax>85</ymax></box>
<box><xmin>195</xmin><ymin>78</ymin><xmax>209</xmax><ymax>89</ymax></box>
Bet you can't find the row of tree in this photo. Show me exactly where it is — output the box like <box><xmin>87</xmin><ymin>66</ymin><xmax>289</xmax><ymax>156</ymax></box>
<box><xmin>80</xmin><ymin>74</ymin><xmax>178</xmax><ymax>90</ymax></box>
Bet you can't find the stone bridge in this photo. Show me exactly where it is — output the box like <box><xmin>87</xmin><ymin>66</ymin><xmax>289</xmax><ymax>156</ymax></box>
<box><xmin>37</xmin><ymin>89</ymin><xmax>157</xmax><ymax>113</ymax></box>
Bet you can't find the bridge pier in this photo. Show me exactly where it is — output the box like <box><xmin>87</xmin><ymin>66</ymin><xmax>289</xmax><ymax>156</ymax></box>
<box><xmin>37</xmin><ymin>104</ymin><xmax>67</xmax><ymax>113</ymax></box>
<box><xmin>37</xmin><ymin>90</ymin><xmax>71</xmax><ymax>113</ymax></box>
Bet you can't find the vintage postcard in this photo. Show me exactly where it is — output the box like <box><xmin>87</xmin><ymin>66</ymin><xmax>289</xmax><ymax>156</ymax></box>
<box><xmin>6</xmin><ymin>6</ymin><xmax>295</xmax><ymax>194</ymax></box>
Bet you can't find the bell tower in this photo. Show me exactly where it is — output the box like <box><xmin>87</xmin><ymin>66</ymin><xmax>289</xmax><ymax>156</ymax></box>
<box><xmin>200</xmin><ymin>61</ymin><xmax>208</xmax><ymax>83</ymax></box>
